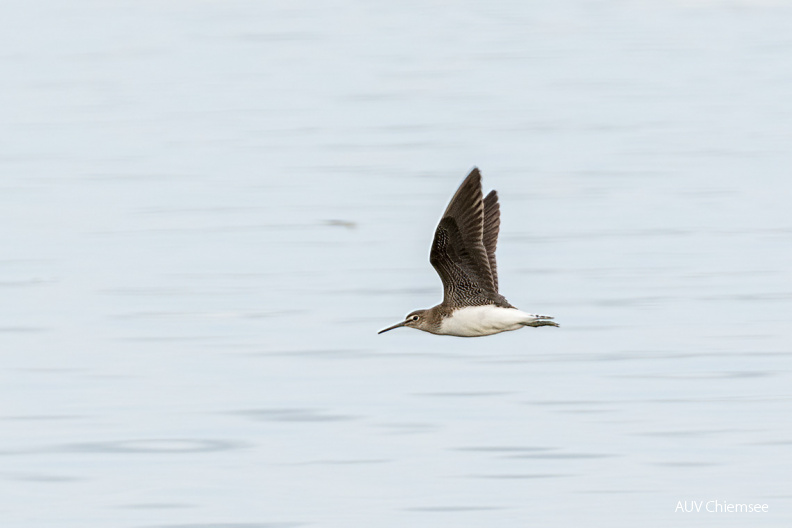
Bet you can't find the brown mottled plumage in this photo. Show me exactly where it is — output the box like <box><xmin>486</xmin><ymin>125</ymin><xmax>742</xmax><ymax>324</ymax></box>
<box><xmin>429</xmin><ymin>168</ymin><xmax>512</xmax><ymax>309</ymax></box>
<box><xmin>483</xmin><ymin>189</ymin><xmax>501</xmax><ymax>292</ymax></box>
<box><xmin>379</xmin><ymin>167</ymin><xmax>558</xmax><ymax>337</ymax></box>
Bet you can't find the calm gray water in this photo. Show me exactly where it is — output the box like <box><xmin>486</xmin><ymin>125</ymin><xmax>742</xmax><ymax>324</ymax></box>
<box><xmin>1</xmin><ymin>1</ymin><xmax>791</xmax><ymax>527</ymax></box>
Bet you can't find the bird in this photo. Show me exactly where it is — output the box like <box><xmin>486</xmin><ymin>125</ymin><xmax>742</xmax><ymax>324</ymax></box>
<box><xmin>378</xmin><ymin>167</ymin><xmax>558</xmax><ymax>337</ymax></box>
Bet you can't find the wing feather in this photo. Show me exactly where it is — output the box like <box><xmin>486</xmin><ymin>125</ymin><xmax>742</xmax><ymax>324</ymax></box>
<box><xmin>429</xmin><ymin>168</ymin><xmax>511</xmax><ymax>307</ymax></box>
<box><xmin>483</xmin><ymin>190</ymin><xmax>501</xmax><ymax>292</ymax></box>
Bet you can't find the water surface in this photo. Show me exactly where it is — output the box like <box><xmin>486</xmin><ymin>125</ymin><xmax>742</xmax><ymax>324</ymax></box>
<box><xmin>1</xmin><ymin>1</ymin><xmax>791</xmax><ymax>527</ymax></box>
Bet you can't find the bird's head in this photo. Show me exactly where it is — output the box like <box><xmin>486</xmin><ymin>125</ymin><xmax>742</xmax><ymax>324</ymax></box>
<box><xmin>378</xmin><ymin>309</ymin><xmax>429</xmax><ymax>334</ymax></box>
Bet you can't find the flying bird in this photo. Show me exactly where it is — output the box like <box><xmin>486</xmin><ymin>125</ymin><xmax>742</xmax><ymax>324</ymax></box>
<box><xmin>379</xmin><ymin>168</ymin><xmax>558</xmax><ymax>337</ymax></box>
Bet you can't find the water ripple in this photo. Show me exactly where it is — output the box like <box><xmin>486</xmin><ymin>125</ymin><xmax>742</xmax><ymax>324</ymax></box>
<box><xmin>227</xmin><ymin>409</ymin><xmax>358</xmax><ymax>423</ymax></box>
<box><xmin>0</xmin><ymin>439</ymin><xmax>246</xmax><ymax>456</ymax></box>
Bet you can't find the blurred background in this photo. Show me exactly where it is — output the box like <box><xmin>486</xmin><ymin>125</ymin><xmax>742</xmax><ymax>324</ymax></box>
<box><xmin>1</xmin><ymin>1</ymin><xmax>791</xmax><ymax>527</ymax></box>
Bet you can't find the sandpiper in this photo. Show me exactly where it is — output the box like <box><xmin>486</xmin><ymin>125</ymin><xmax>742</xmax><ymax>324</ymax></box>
<box><xmin>379</xmin><ymin>168</ymin><xmax>558</xmax><ymax>337</ymax></box>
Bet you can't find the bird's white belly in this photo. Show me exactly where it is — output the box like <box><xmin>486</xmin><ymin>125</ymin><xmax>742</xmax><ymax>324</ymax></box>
<box><xmin>439</xmin><ymin>306</ymin><xmax>533</xmax><ymax>337</ymax></box>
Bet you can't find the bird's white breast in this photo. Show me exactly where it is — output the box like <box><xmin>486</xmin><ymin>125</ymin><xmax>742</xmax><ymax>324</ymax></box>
<box><xmin>439</xmin><ymin>305</ymin><xmax>534</xmax><ymax>337</ymax></box>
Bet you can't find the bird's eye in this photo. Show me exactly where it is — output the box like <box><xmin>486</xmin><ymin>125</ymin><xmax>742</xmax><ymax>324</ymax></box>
<box><xmin>411</xmin><ymin>315</ymin><xmax>419</xmax><ymax>321</ymax></box>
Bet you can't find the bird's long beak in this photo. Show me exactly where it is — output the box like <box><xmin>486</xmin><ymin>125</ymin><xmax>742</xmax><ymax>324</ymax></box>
<box><xmin>378</xmin><ymin>320</ymin><xmax>408</xmax><ymax>334</ymax></box>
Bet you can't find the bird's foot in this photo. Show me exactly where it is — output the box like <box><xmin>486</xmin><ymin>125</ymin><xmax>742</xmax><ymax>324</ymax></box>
<box><xmin>524</xmin><ymin>318</ymin><xmax>559</xmax><ymax>328</ymax></box>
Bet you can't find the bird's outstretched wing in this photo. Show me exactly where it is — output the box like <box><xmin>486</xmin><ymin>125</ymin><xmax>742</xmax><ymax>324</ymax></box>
<box><xmin>430</xmin><ymin>168</ymin><xmax>511</xmax><ymax>308</ymax></box>
<box><xmin>483</xmin><ymin>189</ymin><xmax>501</xmax><ymax>292</ymax></box>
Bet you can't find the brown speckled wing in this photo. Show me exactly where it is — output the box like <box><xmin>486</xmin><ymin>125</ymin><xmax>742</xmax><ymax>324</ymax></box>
<box><xmin>430</xmin><ymin>168</ymin><xmax>511</xmax><ymax>308</ymax></box>
<box><xmin>483</xmin><ymin>189</ymin><xmax>501</xmax><ymax>293</ymax></box>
